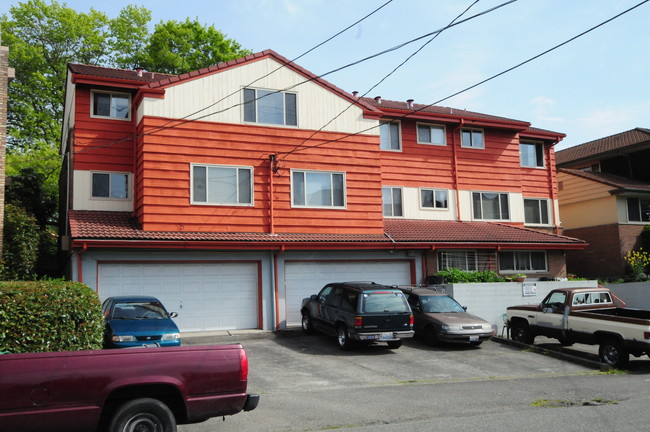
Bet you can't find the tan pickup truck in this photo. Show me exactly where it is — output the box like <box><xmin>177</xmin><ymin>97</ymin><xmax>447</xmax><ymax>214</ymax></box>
<box><xmin>506</xmin><ymin>287</ymin><xmax>650</xmax><ymax>367</ymax></box>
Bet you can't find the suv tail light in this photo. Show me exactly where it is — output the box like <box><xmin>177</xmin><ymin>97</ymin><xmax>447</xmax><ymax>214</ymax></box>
<box><xmin>409</xmin><ymin>314</ymin><xmax>414</xmax><ymax>327</ymax></box>
<box><xmin>644</xmin><ymin>332</ymin><xmax>650</xmax><ymax>340</ymax></box>
<box><xmin>355</xmin><ymin>316</ymin><xmax>363</xmax><ymax>328</ymax></box>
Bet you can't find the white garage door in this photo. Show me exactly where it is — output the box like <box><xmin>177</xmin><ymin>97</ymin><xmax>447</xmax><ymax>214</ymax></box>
<box><xmin>284</xmin><ymin>260</ymin><xmax>412</xmax><ymax>327</ymax></box>
<box><xmin>98</xmin><ymin>262</ymin><xmax>259</xmax><ymax>332</ymax></box>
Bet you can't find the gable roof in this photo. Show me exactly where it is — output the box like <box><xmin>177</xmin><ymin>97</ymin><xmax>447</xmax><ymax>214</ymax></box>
<box><xmin>558</xmin><ymin>168</ymin><xmax>650</xmax><ymax>194</ymax></box>
<box><xmin>68</xmin><ymin>211</ymin><xmax>586</xmax><ymax>250</ymax></box>
<box><xmin>556</xmin><ymin>128</ymin><xmax>650</xmax><ymax>166</ymax></box>
<box><xmin>68</xmin><ymin>50</ymin><xmax>381</xmax><ymax>115</ymax></box>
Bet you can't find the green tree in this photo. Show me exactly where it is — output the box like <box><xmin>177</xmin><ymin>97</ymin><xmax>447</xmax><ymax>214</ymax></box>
<box><xmin>1</xmin><ymin>1</ymin><xmax>251</xmax><ymax>279</ymax></box>
<box><xmin>139</xmin><ymin>18</ymin><xmax>252</xmax><ymax>74</ymax></box>
<box><xmin>2</xmin><ymin>204</ymin><xmax>40</xmax><ymax>280</ymax></box>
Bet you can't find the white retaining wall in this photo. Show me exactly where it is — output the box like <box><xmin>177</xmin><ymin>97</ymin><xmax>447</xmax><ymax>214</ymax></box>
<box><xmin>604</xmin><ymin>282</ymin><xmax>650</xmax><ymax>310</ymax></box>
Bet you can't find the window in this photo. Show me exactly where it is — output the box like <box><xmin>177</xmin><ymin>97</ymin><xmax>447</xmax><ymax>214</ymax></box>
<box><xmin>627</xmin><ymin>198</ymin><xmax>650</xmax><ymax>222</ymax></box>
<box><xmin>380</xmin><ymin>121</ymin><xmax>401</xmax><ymax>150</ymax></box>
<box><xmin>417</xmin><ymin>124</ymin><xmax>446</xmax><ymax>145</ymax></box>
<box><xmin>382</xmin><ymin>187</ymin><xmax>403</xmax><ymax>217</ymax></box>
<box><xmin>499</xmin><ymin>251</ymin><xmax>547</xmax><ymax>273</ymax></box>
<box><xmin>420</xmin><ymin>188</ymin><xmax>448</xmax><ymax>209</ymax></box>
<box><xmin>243</xmin><ymin>88</ymin><xmax>297</xmax><ymax>126</ymax></box>
<box><xmin>192</xmin><ymin>164</ymin><xmax>253</xmax><ymax>205</ymax></box>
<box><xmin>520</xmin><ymin>141</ymin><xmax>544</xmax><ymax>167</ymax></box>
<box><xmin>92</xmin><ymin>172</ymin><xmax>129</xmax><ymax>199</ymax></box>
<box><xmin>292</xmin><ymin>170</ymin><xmax>345</xmax><ymax>208</ymax></box>
<box><xmin>524</xmin><ymin>198</ymin><xmax>549</xmax><ymax>225</ymax></box>
<box><xmin>472</xmin><ymin>192</ymin><xmax>509</xmax><ymax>220</ymax></box>
<box><xmin>438</xmin><ymin>251</ymin><xmax>477</xmax><ymax>271</ymax></box>
<box><xmin>92</xmin><ymin>91</ymin><xmax>130</xmax><ymax>119</ymax></box>
<box><xmin>461</xmin><ymin>128</ymin><xmax>484</xmax><ymax>149</ymax></box>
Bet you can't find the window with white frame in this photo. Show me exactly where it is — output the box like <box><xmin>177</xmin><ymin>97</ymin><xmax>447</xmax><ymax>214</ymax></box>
<box><xmin>520</xmin><ymin>141</ymin><xmax>545</xmax><ymax>168</ymax></box>
<box><xmin>499</xmin><ymin>251</ymin><xmax>547</xmax><ymax>273</ymax></box>
<box><xmin>192</xmin><ymin>164</ymin><xmax>253</xmax><ymax>205</ymax></box>
<box><xmin>420</xmin><ymin>188</ymin><xmax>448</xmax><ymax>209</ymax></box>
<box><xmin>438</xmin><ymin>251</ymin><xmax>477</xmax><ymax>271</ymax></box>
<box><xmin>243</xmin><ymin>88</ymin><xmax>297</xmax><ymax>126</ymax></box>
<box><xmin>91</xmin><ymin>91</ymin><xmax>130</xmax><ymax>120</ymax></box>
<box><xmin>380</xmin><ymin>121</ymin><xmax>401</xmax><ymax>151</ymax></box>
<box><xmin>461</xmin><ymin>128</ymin><xmax>484</xmax><ymax>149</ymax></box>
<box><xmin>627</xmin><ymin>197</ymin><xmax>650</xmax><ymax>222</ymax></box>
<box><xmin>417</xmin><ymin>124</ymin><xmax>446</xmax><ymax>146</ymax></box>
<box><xmin>292</xmin><ymin>170</ymin><xmax>345</xmax><ymax>208</ymax></box>
<box><xmin>524</xmin><ymin>198</ymin><xmax>550</xmax><ymax>225</ymax></box>
<box><xmin>92</xmin><ymin>172</ymin><xmax>129</xmax><ymax>199</ymax></box>
<box><xmin>382</xmin><ymin>187</ymin><xmax>403</xmax><ymax>217</ymax></box>
<box><xmin>472</xmin><ymin>192</ymin><xmax>509</xmax><ymax>220</ymax></box>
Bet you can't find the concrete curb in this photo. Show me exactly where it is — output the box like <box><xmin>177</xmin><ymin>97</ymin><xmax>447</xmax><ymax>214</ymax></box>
<box><xmin>491</xmin><ymin>336</ymin><xmax>610</xmax><ymax>371</ymax></box>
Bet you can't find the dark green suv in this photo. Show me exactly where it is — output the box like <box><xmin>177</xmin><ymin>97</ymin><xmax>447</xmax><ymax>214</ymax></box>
<box><xmin>300</xmin><ymin>282</ymin><xmax>414</xmax><ymax>350</ymax></box>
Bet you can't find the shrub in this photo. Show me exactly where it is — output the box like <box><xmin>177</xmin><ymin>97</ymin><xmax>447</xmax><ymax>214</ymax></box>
<box><xmin>0</xmin><ymin>280</ymin><xmax>103</xmax><ymax>353</ymax></box>
<box><xmin>434</xmin><ymin>268</ymin><xmax>505</xmax><ymax>283</ymax></box>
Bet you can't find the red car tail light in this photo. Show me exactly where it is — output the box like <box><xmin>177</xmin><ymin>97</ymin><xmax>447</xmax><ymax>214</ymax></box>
<box><xmin>644</xmin><ymin>332</ymin><xmax>650</xmax><ymax>340</ymax></box>
<box><xmin>240</xmin><ymin>348</ymin><xmax>249</xmax><ymax>382</ymax></box>
<box><xmin>409</xmin><ymin>314</ymin><xmax>414</xmax><ymax>326</ymax></box>
<box><xmin>355</xmin><ymin>316</ymin><xmax>363</xmax><ymax>328</ymax></box>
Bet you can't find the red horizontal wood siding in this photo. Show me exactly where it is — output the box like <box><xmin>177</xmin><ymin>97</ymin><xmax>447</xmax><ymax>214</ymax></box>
<box><xmin>135</xmin><ymin>117</ymin><xmax>384</xmax><ymax>234</ymax></box>
<box><xmin>72</xmin><ymin>87</ymin><xmax>135</xmax><ymax>173</ymax></box>
<box><xmin>382</xmin><ymin>119</ymin><xmax>555</xmax><ymax>199</ymax></box>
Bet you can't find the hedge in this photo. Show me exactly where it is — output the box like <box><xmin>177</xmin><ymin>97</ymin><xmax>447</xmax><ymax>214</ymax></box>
<box><xmin>0</xmin><ymin>280</ymin><xmax>103</xmax><ymax>353</ymax></box>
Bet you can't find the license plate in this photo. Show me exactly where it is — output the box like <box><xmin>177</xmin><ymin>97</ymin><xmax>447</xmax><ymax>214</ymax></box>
<box><xmin>380</xmin><ymin>332</ymin><xmax>393</xmax><ymax>340</ymax></box>
<box><xmin>469</xmin><ymin>335</ymin><xmax>479</xmax><ymax>342</ymax></box>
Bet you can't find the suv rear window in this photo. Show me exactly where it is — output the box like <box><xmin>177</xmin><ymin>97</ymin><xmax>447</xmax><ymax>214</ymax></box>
<box><xmin>362</xmin><ymin>291</ymin><xmax>410</xmax><ymax>313</ymax></box>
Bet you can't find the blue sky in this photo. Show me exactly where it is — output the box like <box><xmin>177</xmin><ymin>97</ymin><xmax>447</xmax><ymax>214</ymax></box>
<box><xmin>3</xmin><ymin>0</ymin><xmax>649</xmax><ymax>150</ymax></box>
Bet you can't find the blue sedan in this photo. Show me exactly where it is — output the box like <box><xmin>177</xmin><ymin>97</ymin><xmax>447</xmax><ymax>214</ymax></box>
<box><xmin>102</xmin><ymin>296</ymin><xmax>181</xmax><ymax>348</ymax></box>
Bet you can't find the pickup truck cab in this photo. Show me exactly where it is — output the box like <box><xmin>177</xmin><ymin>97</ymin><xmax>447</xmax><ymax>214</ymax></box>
<box><xmin>0</xmin><ymin>344</ymin><xmax>259</xmax><ymax>432</ymax></box>
<box><xmin>507</xmin><ymin>287</ymin><xmax>650</xmax><ymax>367</ymax></box>
<box><xmin>301</xmin><ymin>282</ymin><xmax>414</xmax><ymax>350</ymax></box>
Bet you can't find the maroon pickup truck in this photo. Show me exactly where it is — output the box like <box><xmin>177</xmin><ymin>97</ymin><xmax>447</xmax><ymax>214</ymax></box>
<box><xmin>0</xmin><ymin>344</ymin><xmax>259</xmax><ymax>432</ymax></box>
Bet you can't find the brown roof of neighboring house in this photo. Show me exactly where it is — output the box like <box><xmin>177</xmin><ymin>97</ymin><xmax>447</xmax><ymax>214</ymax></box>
<box><xmin>558</xmin><ymin>168</ymin><xmax>650</xmax><ymax>193</ymax></box>
<box><xmin>556</xmin><ymin>128</ymin><xmax>650</xmax><ymax>166</ymax></box>
<box><xmin>68</xmin><ymin>211</ymin><xmax>586</xmax><ymax>248</ymax></box>
<box><xmin>67</xmin><ymin>63</ymin><xmax>173</xmax><ymax>84</ymax></box>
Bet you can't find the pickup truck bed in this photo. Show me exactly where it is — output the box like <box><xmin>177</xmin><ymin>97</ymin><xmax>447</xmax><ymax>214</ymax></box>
<box><xmin>0</xmin><ymin>344</ymin><xmax>259</xmax><ymax>432</ymax></box>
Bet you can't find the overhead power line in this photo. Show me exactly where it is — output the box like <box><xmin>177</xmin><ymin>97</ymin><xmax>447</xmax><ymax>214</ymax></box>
<box><xmin>276</xmin><ymin>0</ymin><xmax>650</xmax><ymax>157</ymax></box>
<box><xmin>280</xmin><ymin>0</ymin><xmax>484</xmax><ymax>160</ymax></box>
<box><xmin>66</xmin><ymin>0</ymin><xmax>516</xmax><ymax>157</ymax></box>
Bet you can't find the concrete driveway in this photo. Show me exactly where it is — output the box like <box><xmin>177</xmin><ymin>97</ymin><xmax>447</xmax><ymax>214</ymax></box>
<box><xmin>180</xmin><ymin>331</ymin><xmax>650</xmax><ymax>431</ymax></box>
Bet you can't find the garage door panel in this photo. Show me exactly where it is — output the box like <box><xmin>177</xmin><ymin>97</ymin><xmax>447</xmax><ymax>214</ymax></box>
<box><xmin>99</xmin><ymin>262</ymin><xmax>259</xmax><ymax>332</ymax></box>
<box><xmin>284</xmin><ymin>260</ymin><xmax>412</xmax><ymax>327</ymax></box>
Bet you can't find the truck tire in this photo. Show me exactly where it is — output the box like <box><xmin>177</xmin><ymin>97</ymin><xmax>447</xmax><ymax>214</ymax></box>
<box><xmin>301</xmin><ymin>312</ymin><xmax>314</xmax><ymax>335</ymax></box>
<box><xmin>387</xmin><ymin>340</ymin><xmax>402</xmax><ymax>349</ymax></box>
<box><xmin>599</xmin><ymin>339</ymin><xmax>629</xmax><ymax>368</ymax></box>
<box><xmin>109</xmin><ymin>398</ymin><xmax>177</xmax><ymax>432</ymax></box>
<box><xmin>511</xmin><ymin>321</ymin><xmax>535</xmax><ymax>344</ymax></box>
<box><xmin>337</xmin><ymin>325</ymin><xmax>354</xmax><ymax>351</ymax></box>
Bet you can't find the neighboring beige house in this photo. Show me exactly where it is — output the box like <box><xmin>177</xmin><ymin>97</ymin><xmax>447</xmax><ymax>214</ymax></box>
<box><xmin>556</xmin><ymin>128</ymin><xmax>650</xmax><ymax>279</ymax></box>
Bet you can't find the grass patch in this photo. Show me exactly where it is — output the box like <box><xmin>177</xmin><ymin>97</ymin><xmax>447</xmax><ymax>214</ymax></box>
<box><xmin>531</xmin><ymin>398</ymin><xmax>618</xmax><ymax>408</ymax></box>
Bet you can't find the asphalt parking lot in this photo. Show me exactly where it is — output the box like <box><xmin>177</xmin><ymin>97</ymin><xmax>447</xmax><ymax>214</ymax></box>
<box><xmin>179</xmin><ymin>331</ymin><xmax>650</xmax><ymax>431</ymax></box>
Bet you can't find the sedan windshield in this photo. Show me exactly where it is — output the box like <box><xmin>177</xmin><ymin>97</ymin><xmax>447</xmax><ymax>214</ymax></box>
<box><xmin>420</xmin><ymin>296</ymin><xmax>465</xmax><ymax>313</ymax></box>
<box><xmin>112</xmin><ymin>301</ymin><xmax>169</xmax><ymax>320</ymax></box>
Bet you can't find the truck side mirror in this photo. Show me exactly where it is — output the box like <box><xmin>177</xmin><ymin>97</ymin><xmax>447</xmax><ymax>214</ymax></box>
<box><xmin>169</xmin><ymin>312</ymin><xmax>178</xmax><ymax>318</ymax></box>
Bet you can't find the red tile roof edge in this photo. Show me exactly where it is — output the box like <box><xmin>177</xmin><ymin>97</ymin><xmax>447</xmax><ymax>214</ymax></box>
<box><xmin>69</xmin><ymin>211</ymin><xmax>585</xmax><ymax>246</ymax></box>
